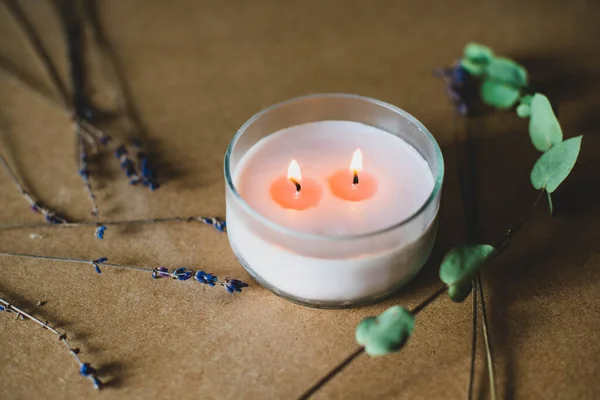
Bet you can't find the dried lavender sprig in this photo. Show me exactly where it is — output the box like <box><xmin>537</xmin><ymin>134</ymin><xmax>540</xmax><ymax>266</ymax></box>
<box><xmin>132</xmin><ymin>139</ymin><xmax>158</xmax><ymax>190</ymax></box>
<box><xmin>57</xmin><ymin>0</ymin><xmax>104</xmax><ymax>238</ymax></box>
<box><xmin>0</xmin><ymin>149</ymin><xmax>67</xmax><ymax>224</ymax></box>
<box><xmin>79</xmin><ymin>2</ymin><xmax>159</xmax><ymax>189</ymax></box>
<box><xmin>114</xmin><ymin>144</ymin><xmax>141</xmax><ymax>185</ymax></box>
<box><xmin>0</xmin><ymin>296</ymin><xmax>102</xmax><ymax>389</ymax></box>
<box><xmin>433</xmin><ymin>61</ymin><xmax>470</xmax><ymax>116</ymax></box>
<box><xmin>0</xmin><ymin>252</ymin><xmax>248</xmax><ymax>294</ymax></box>
<box><xmin>75</xmin><ymin>124</ymin><xmax>104</xmax><ymax>239</ymax></box>
<box><xmin>0</xmin><ymin>215</ymin><xmax>226</xmax><ymax>232</ymax></box>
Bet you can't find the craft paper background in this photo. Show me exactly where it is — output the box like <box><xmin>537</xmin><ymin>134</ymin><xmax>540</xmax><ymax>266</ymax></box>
<box><xmin>1</xmin><ymin>1</ymin><xmax>599</xmax><ymax>399</ymax></box>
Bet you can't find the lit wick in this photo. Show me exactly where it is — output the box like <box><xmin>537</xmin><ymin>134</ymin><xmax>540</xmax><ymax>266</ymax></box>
<box><xmin>287</xmin><ymin>159</ymin><xmax>302</xmax><ymax>194</ymax></box>
<box><xmin>290</xmin><ymin>178</ymin><xmax>302</xmax><ymax>193</ymax></box>
<box><xmin>350</xmin><ymin>148</ymin><xmax>362</xmax><ymax>187</ymax></box>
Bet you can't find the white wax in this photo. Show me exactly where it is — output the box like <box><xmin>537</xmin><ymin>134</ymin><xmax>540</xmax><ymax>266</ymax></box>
<box><xmin>235</xmin><ymin>121</ymin><xmax>434</xmax><ymax>235</ymax></box>
<box><xmin>226</xmin><ymin>120</ymin><xmax>439</xmax><ymax>304</ymax></box>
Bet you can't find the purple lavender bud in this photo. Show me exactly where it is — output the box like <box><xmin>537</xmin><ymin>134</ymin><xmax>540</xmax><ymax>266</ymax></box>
<box><xmin>93</xmin><ymin>263</ymin><xmax>102</xmax><ymax>274</ymax></box>
<box><xmin>452</xmin><ymin>64</ymin><xmax>469</xmax><ymax>85</ymax></box>
<box><xmin>80</xmin><ymin>363</ymin><xmax>96</xmax><ymax>377</ymax></box>
<box><xmin>215</xmin><ymin>220</ymin><xmax>226</xmax><ymax>232</ymax></box>
<box><xmin>114</xmin><ymin>144</ymin><xmax>128</xmax><ymax>159</ymax></box>
<box><xmin>31</xmin><ymin>205</ymin><xmax>40</xmax><ymax>213</ymax></box>
<box><xmin>194</xmin><ymin>270</ymin><xmax>218</xmax><ymax>286</ymax></box>
<box><xmin>0</xmin><ymin>305</ymin><xmax>5</xmax><ymax>311</ymax></box>
<box><xmin>99</xmin><ymin>135</ymin><xmax>111</xmax><ymax>146</ymax></box>
<box><xmin>95</xmin><ymin>225</ymin><xmax>106</xmax><ymax>240</ymax></box>
<box><xmin>224</xmin><ymin>278</ymin><xmax>249</xmax><ymax>294</ymax></box>
<box><xmin>94</xmin><ymin>257</ymin><xmax>108</xmax><ymax>263</ymax></box>
<box><xmin>46</xmin><ymin>214</ymin><xmax>63</xmax><ymax>224</ymax></box>
<box><xmin>79</xmin><ymin>168</ymin><xmax>90</xmax><ymax>179</ymax></box>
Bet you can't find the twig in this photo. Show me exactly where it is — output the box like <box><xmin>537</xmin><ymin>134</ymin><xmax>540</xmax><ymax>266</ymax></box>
<box><xmin>297</xmin><ymin>285</ymin><xmax>448</xmax><ymax>400</ymax></box>
<box><xmin>0</xmin><ymin>251</ymin><xmax>247</xmax><ymax>293</ymax></box>
<box><xmin>0</xmin><ymin>215</ymin><xmax>226</xmax><ymax>232</ymax></box>
<box><xmin>494</xmin><ymin>189</ymin><xmax>546</xmax><ymax>251</ymax></box>
<box><xmin>0</xmin><ymin>296</ymin><xmax>102</xmax><ymax>389</ymax></box>
<box><xmin>54</xmin><ymin>0</ymin><xmax>103</xmax><ymax>231</ymax></box>
<box><xmin>476</xmin><ymin>275</ymin><xmax>497</xmax><ymax>400</ymax></box>
<box><xmin>297</xmin><ymin>347</ymin><xmax>365</xmax><ymax>400</ymax></box>
<box><xmin>467</xmin><ymin>277</ymin><xmax>478</xmax><ymax>400</ymax></box>
<box><xmin>0</xmin><ymin>148</ymin><xmax>67</xmax><ymax>224</ymax></box>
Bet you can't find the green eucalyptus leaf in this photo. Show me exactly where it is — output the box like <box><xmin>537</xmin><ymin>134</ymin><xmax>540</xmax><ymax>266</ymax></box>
<box><xmin>460</xmin><ymin>58</ymin><xmax>486</xmax><ymax>76</ymax></box>
<box><xmin>439</xmin><ymin>245</ymin><xmax>497</xmax><ymax>288</ymax></box>
<box><xmin>356</xmin><ymin>306</ymin><xmax>415</xmax><ymax>357</ymax></box>
<box><xmin>530</xmin><ymin>135</ymin><xmax>583</xmax><ymax>193</ymax></box>
<box><xmin>516</xmin><ymin>103</ymin><xmax>531</xmax><ymax>118</ymax></box>
<box><xmin>547</xmin><ymin>191</ymin><xmax>554</xmax><ymax>215</ymax></box>
<box><xmin>485</xmin><ymin>57</ymin><xmax>528</xmax><ymax>88</ymax></box>
<box><xmin>463</xmin><ymin>43</ymin><xmax>494</xmax><ymax>64</ymax></box>
<box><xmin>529</xmin><ymin>93</ymin><xmax>563</xmax><ymax>152</ymax></box>
<box><xmin>448</xmin><ymin>279</ymin><xmax>473</xmax><ymax>303</ymax></box>
<box><xmin>481</xmin><ymin>80</ymin><xmax>521</xmax><ymax>109</ymax></box>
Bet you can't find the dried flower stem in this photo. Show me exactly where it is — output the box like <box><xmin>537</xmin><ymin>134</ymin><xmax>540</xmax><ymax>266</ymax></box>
<box><xmin>476</xmin><ymin>274</ymin><xmax>497</xmax><ymax>400</ymax></box>
<box><xmin>0</xmin><ymin>251</ymin><xmax>247</xmax><ymax>293</ymax></box>
<box><xmin>0</xmin><ymin>296</ymin><xmax>102</xmax><ymax>389</ymax></box>
<box><xmin>0</xmin><ymin>215</ymin><xmax>226</xmax><ymax>232</ymax></box>
<box><xmin>0</xmin><ymin>148</ymin><xmax>67</xmax><ymax>224</ymax></box>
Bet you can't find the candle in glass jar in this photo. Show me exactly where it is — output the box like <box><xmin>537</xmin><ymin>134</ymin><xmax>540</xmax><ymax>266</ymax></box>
<box><xmin>225</xmin><ymin>94</ymin><xmax>443</xmax><ymax>308</ymax></box>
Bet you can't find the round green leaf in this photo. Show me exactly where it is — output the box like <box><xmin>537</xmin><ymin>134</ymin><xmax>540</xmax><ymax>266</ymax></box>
<box><xmin>463</xmin><ymin>43</ymin><xmax>494</xmax><ymax>64</ymax></box>
<box><xmin>529</xmin><ymin>93</ymin><xmax>563</xmax><ymax>152</ymax></box>
<box><xmin>356</xmin><ymin>306</ymin><xmax>415</xmax><ymax>357</ymax></box>
<box><xmin>448</xmin><ymin>279</ymin><xmax>473</xmax><ymax>303</ymax></box>
<box><xmin>481</xmin><ymin>80</ymin><xmax>521</xmax><ymax>109</ymax></box>
<box><xmin>516</xmin><ymin>104</ymin><xmax>531</xmax><ymax>118</ymax></box>
<box><xmin>530</xmin><ymin>135</ymin><xmax>582</xmax><ymax>193</ymax></box>
<box><xmin>439</xmin><ymin>245</ymin><xmax>497</xmax><ymax>287</ymax></box>
<box><xmin>485</xmin><ymin>57</ymin><xmax>528</xmax><ymax>88</ymax></box>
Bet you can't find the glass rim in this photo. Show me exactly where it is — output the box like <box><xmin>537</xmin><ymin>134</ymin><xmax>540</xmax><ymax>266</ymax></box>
<box><xmin>224</xmin><ymin>93</ymin><xmax>445</xmax><ymax>241</ymax></box>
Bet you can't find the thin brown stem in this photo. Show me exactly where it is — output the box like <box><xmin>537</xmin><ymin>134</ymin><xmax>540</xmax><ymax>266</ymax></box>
<box><xmin>467</xmin><ymin>277</ymin><xmax>478</xmax><ymax>400</ymax></box>
<box><xmin>0</xmin><ymin>215</ymin><xmax>225</xmax><ymax>231</ymax></box>
<box><xmin>476</xmin><ymin>274</ymin><xmax>497</xmax><ymax>400</ymax></box>
<box><xmin>0</xmin><ymin>148</ymin><xmax>67</xmax><ymax>223</ymax></box>
<box><xmin>0</xmin><ymin>296</ymin><xmax>101</xmax><ymax>389</ymax></box>
<box><xmin>494</xmin><ymin>189</ymin><xmax>546</xmax><ymax>251</ymax></box>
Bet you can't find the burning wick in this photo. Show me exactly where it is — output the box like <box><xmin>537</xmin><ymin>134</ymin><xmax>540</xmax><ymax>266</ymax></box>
<box><xmin>288</xmin><ymin>159</ymin><xmax>302</xmax><ymax>194</ymax></box>
<box><xmin>350</xmin><ymin>148</ymin><xmax>362</xmax><ymax>187</ymax></box>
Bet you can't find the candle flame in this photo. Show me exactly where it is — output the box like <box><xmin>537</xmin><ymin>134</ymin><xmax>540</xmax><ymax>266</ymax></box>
<box><xmin>287</xmin><ymin>159</ymin><xmax>302</xmax><ymax>182</ymax></box>
<box><xmin>350</xmin><ymin>148</ymin><xmax>363</xmax><ymax>173</ymax></box>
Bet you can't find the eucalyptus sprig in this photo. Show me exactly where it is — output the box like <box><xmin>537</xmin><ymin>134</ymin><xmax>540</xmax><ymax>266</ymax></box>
<box><xmin>299</xmin><ymin>43</ymin><xmax>583</xmax><ymax>399</ymax></box>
